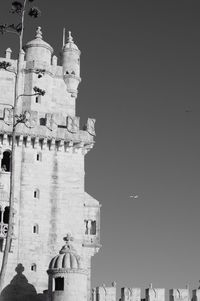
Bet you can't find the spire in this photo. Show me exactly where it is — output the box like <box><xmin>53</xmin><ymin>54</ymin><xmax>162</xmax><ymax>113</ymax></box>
<box><xmin>35</xmin><ymin>26</ymin><xmax>42</xmax><ymax>39</ymax></box>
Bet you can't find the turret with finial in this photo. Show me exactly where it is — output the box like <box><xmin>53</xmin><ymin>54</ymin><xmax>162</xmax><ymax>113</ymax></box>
<box><xmin>62</xmin><ymin>30</ymin><xmax>81</xmax><ymax>98</ymax></box>
<box><xmin>24</xmin><ymin>26</ymin><xmax>53</xmax><ymax>64</ymax></box>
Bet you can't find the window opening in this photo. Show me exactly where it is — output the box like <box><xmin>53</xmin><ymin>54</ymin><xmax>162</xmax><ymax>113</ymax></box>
<box><xmin>3</xmin><ymin>207</ymin><xmax>9</xmax><ymax>224</ymax></box>
<box><xmin>0</xmin><ymin>238</ymin><xmax>4</xmax><ymax>252</ymax></box>
<box><xmin>85</xmin><ymin>220</ymin><xmax>96</xmax><ymax>235</ymax></box>
<box><xmin>1</xmin><ymin>150</ymin><xmax>11</xmax><ymax>172</ymax></box>
<box><xmin>0</xmin><ymin>207</ymin><xmax>2</xmax><ymax>223</ymax></box>
<box><xmin>36</xmin><ymin>153</ymin><xmax>42</xmax><ymax>161</ymax></box>
<box><xmin>33</xmin><ymin>189</ymin><xmax>39</xmax><ymax>199</ymax></box>
<box><xmin>35</xmin><ymin>96</ymin><xmax>41</xmax><ymax>104</ymax></box>
<box><xmin>33</xmin><ymin>224</ymin><xmax>39</xmax><ymax>234</ymax></box>
<box><xmin>55</xmin><ymin>277</ymin><xmax>64</xmax><ymax>291</ymax></box>
<box><xmin>31</xmin><ymin>263</ymin><xmax>37</xmax><ymax>271</ymax></box>
<box><xmin>91</xmin><ymin>221</ymin><xmax>96</xmax><ymax>235</ymax></box>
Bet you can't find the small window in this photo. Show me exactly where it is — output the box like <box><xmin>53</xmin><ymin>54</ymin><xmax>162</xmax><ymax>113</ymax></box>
<box><xmin>36</xmin><ymin>152</ymin><xmax>42</xmax><ymax>161</ymax></box>
<box><xmin>71</xmin><ymin>71</ymin><xmax>75</xmax><ymax>75</ymax></box>
<box><xmin>33</xmin><ymin>224</ymin><xmax>39</xmax><ymax>234</ymax></box>
<box><xmin>55</xmin><ymin>277</ymin><xmax>64</xmax><ymax>291</ymax></box>
<box><xmin>35</xmin><ymin>96</ymin><xmax>41</xmax><ymax>104</ymax></box>
<box><xmin>31</xmin><ymin>263</ymin><xmax>37</xmax><ymax>271</ymax></box>
<box><xmin>33</xmin><ymin>189</ymin><xmax>39</xmax><ymax>199</ymax></box>
<box><xmin>91</xmin><ymin>221</ymin><xmax>96</xmax><ymax>235</ymax></box>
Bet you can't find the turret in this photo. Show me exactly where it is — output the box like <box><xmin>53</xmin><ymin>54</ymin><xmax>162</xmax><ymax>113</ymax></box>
<box><xmin>47</xmin><ymin>234</ymin><xmax>88</xmax><ymax>301</ymax></box>
<box><xmin>62</xmin><ymin>31</ymin><xmax>81</xmax><ymax>98</ymax></box>
<box><xmin>23</xmin><ymin>26</ymin><xmax>53</xmax><ymax>64</ymax></box>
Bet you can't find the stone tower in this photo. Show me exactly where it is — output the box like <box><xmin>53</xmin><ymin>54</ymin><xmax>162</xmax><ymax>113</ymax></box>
<box><xmin>0</xmin><ymin>27</ymin><xmax>101</xmax><ymax>297</ymax></box>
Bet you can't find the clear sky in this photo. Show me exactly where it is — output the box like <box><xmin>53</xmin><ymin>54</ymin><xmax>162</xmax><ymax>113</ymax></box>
<box><xmin>1</xmin><ymin>0</ymin><xmax>200</xmax><ymax>296</ymax></box>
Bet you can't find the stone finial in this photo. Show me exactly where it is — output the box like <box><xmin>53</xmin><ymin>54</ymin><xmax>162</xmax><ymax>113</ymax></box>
<box><xmin>149</xmin><ymin>283</ymin><xmax>153</xmax><ymax>289</ymax></box>
<box><xmin>35</xmin><ymin>26</ymin><xmax>42</xmax><ymax>39</ymax></box>
<box><xmin>5</xmin><ymin>48</ymin><xmax>12</xmax><ymax>59</ymax></box>
<box><xmin>68</xmin><ymin>31</ymin><xmax>74</xmax><ymax>43</ymax></box>
<box><xmin>63</xmin><ymin>233</ymin><xmax>74</xmax><ymax>243</ymax></box>
<box><xmin>112</xmin><ymin>281</ymin><xmax>117</xmax><ymax>287</ymax></box>
<box><xmin>59</xmin><ymin>233</ymin><xmax>75</xmax><ymax>254</ymax></box>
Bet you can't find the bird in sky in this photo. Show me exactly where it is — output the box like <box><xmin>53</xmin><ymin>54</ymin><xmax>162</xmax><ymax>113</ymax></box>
<box><xmin>129</xmin><ymin>195</ymin><xmax>139</xmax><ymax>199</ymax></box>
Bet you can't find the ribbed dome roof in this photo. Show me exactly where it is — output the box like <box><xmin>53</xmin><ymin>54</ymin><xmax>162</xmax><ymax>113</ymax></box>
<box><xmin>49</xmin><ymin>234</ymin><xmax>81</xmax><ymax>270</ymax></box>
<box><xmin>63</xmin><ymin>31</ymin><xmax>79</xmax><ymax>51</ymax></box>
<box><xmin>24</xmin><ymin>26</ymin><xmax>53</xmax><ymax>54</ymax></box>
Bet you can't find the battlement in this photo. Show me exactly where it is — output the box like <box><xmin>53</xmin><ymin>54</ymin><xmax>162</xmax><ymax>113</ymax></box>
<box><xmin>0</xmin><ymin>106</ymin><xmax>96</xmax><ymax>154</ymax></box>
<box><xmin>92</xmin><ymin>284</ymin><xmax>197</xmax><ymax>301</ymax></box>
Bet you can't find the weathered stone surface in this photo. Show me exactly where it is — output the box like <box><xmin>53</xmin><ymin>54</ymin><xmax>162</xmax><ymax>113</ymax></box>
<box><xmin>0</xmin><ymin>28</ymin><xmax>100</xmax><ymax>301</ymax></box>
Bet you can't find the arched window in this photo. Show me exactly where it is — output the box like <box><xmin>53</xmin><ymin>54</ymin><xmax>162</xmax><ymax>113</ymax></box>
<box><xmin>1</xmin><ymin>150</ymin><xmax>11</xmax><ymax>172</ymax></box>
<box><xmin>31</xmin><ymin>263</ymin><xmax>37</xmax><ymax>271</ymax></box>
<box><xmin>55</xmin><ymin>277</ymin><xmax>64</xmax><ymax>291</ymax></box>
<box><xmin>33</xmin><ymin>224</ymin><xmax>39</xmax><ymax>234</ymax></box>
<box><xmin>33</xmin><ymin>189</ymin><xmax>40</xmax><ymax>199</ymax></box>
<box><xmin>3</xmin><ymin>207</ymin><xmax>9</xmax><ymax>224</ymax></box>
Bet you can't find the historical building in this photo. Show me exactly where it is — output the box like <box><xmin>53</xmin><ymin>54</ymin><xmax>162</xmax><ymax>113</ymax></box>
<box><xmin>0</xmin><ymin>27</ymin><xmax>101</xmax><ymax>300</ymax></box>
<box><xmin>0</xmin><ymin>26</ymin><xmax>199</xmax><ymax>301</ymax></box>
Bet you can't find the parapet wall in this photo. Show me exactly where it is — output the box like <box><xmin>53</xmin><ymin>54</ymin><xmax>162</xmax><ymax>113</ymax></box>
<box><xmin>93</xmin><ymin>284</ymin><xmax>197</xmax><ymax>301</ymax></box>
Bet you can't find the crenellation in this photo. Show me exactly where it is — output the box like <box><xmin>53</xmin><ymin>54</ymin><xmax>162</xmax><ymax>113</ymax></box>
<box><xmin>5</xmin><ymin>48</ymin><xmax>12</xmax><ymax>60</ymax></box>
<box><xmin>121</xmin><ymin>288</ymin><xmax>141</xmax><ymax>301</ymax></box>
<box><xmin>192</xmin><ymin>290</ymin><xmax>200</xmax><ymax>301</ymax></box>
<box><xmin>169</xmin><ymin>289</ymin><xmax>190</xmax><ymax>301</ymax></box>
<box><xmin>91</xmin><ymin>286</ymin><xmax>198</xmax><ymax>301</ymax></box>
<box><xmin>146</xmin><ymin>287</ymin><xmax>165</xmax><ymax>301</ymax></box>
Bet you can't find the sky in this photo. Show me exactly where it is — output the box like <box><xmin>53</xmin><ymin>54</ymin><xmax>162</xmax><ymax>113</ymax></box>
<box><xmin>1</xmin><ymin>0</ymin><xmax>200</xmax><ymax>297</ymax></box>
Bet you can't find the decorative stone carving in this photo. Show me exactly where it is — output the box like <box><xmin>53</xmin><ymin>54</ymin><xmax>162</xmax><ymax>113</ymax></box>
<box><xmin>85</xmin><ymin>118</ymin><xmax>96</xmax><ymax>136</ymax></box>
<box><xmin>24</xmin><ymin>111</ymin><xmax>38</xmax><ymax>128</ymax></box>
<box><xmin>67</xmin><ymin>116</ymin><xmax>80</xmax><ymax>133</ymax></box>
<box><xmin>4</xmin><ymin>108</ymin><xmax>13</xmax><ymax>125</ymax></box>
<box><xmin>45</xmin><ymin>113</ymin><xmax>57</xmax><ymax>131</ymax></box>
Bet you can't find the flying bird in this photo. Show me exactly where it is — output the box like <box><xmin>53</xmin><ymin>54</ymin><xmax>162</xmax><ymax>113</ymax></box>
<box><xmin>129</xmin><ymin>195</ymin><xmax>139</xmax><ymax>199</ymax></box>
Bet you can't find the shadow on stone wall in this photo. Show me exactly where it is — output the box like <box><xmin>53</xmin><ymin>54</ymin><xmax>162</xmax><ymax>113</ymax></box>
<box><xmin>0</xmin><ymin>264</ymin><xmax>48</xmax><ymax>301</ymax></box>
